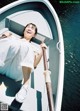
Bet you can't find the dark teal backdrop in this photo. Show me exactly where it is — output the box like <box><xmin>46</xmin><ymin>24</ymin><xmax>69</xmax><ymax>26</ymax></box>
<box><xmin>52</xmin><ymin>2</ymin><xmax>80</xmax><ymax>111</ymax></box>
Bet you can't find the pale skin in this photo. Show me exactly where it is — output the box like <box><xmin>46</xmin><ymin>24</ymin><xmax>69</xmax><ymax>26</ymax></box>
<box><xmin>22</xmin><ymin>24</ymin><xmax>47</xmax><ymax>85</ymax></box>
<box><xmin>2</xmin><ymin>24</ymin><xmax>47</xmax><ymax>86</ymax></box>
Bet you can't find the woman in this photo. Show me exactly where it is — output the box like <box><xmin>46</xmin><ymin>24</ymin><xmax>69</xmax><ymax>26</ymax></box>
<box><xmin>0</xmin><ymin>23</ymin><xmax>48</xmax><ymax>103</ymax></box>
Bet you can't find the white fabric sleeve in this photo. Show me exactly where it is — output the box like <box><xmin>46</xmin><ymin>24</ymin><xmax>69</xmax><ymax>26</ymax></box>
<box><xmin>20</xmin><ymin>47</ymin><xmax>34</xmax><ymax>70</ymax></box>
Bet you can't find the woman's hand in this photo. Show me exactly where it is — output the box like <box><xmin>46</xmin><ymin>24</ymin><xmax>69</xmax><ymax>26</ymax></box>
<box><xmin>2</xmin><ymin>31</ymin><xmax>12</xmax><ymax>38</ymax></box>
<box><xmin>40</xmin><ymin>43</ymin><xmax>47</xmax><ymax>49</ymax></box>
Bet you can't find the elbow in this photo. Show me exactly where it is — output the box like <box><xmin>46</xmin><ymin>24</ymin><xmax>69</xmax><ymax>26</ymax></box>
<box><xmin>34</xmin><ymin>62</ymin><xmax>37</xmax><ymax>69</ymax></box>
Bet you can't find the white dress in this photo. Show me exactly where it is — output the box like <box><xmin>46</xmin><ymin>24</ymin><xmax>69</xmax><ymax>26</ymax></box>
<box><xmin>0</xmin><ymin>36</ymin><xmax>34</xmax><ymax>81</ymax></box>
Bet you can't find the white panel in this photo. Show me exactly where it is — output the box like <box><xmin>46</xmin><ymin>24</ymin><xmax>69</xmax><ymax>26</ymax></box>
<box><xmin>7</xmin><ymin>11</ymin><xmax>52</xmax><ymax>39</ymax></box>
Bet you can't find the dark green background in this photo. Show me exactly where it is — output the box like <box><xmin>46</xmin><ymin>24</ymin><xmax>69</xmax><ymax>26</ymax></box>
<box><xmin>1</xmin><ymin>1</ymin><xmax>80</xmax><ymax>111</ymax></box>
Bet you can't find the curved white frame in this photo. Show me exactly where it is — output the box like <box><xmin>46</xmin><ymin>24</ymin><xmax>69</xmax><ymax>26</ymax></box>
<box><xmin>0</xmin><ymin>0</ymin><xmax>64</xmax><ymax>111</ymax></box>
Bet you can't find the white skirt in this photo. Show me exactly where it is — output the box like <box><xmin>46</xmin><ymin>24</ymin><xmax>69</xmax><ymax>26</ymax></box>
<box><xmin>0</xmin><ymin>36</ymin><xmax>34</xmax><ymax>81</ymax></box>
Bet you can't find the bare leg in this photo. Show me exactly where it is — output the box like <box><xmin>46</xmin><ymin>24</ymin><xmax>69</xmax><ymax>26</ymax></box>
<box><xmin>22</xmin><ymin>66</ymin><xmax>32</xmax><ymax>84</ymax></box>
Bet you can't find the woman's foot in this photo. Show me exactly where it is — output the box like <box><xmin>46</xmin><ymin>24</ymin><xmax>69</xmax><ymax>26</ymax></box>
<box><xmin>15</xmin><ymin>85</ymin><xmax>28</xmax><ymax>103</ymax></box>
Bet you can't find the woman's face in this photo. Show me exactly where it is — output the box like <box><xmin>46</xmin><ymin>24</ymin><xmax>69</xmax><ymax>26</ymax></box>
<box><xmin>23</xmin><ymin>24</ymin><xmax>36</xmax><ymax>41</ymax></box>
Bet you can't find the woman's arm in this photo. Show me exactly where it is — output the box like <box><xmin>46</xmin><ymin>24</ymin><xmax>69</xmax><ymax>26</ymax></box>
<box><xmin>0</xmin><ymin>31</ymin><xmax>12</xmax><ymax>39</ymax></box>
<box><xmin>34</xmin><ymin>43</ymin><xmax>47</xmax><ymax>68</ymax></box>
<box><xmin>34</xmin><ymin>50</ymin><xmax>43</xmax><ymax>68</ymax></box>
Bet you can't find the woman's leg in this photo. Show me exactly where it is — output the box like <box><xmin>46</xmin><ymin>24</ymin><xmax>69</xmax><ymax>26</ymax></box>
<box><xmin>22</xmin><ymin>66</ymin><xmax>32</xmax><ymax>84</ymax></box>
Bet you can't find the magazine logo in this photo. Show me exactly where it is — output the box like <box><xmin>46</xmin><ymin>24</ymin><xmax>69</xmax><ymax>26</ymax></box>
<box><xmin>0</xmin><ymin>103</ymin><xmax>8</xmax><ymax>111</ymax></box>
<box><xmin>59</xmin><ymin>0</ymin><xmax>80</xmax><ymax>4</ymax></box>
